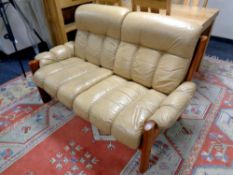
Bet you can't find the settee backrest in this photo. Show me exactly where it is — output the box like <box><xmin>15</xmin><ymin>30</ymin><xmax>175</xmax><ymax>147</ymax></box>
<box><xmin>114</xmin><ymin>12</ymin><xmax>201</xmax><ymax>93</ymax></box>
<box><xmin>74</xmin><ymin>4</ymin><xmax>129</xmax><ymax>69</ymax></box>
<box><xmin>74</xmin><ymin>4</ymin><xmax>201</xmax><ymax>94</ymax></box>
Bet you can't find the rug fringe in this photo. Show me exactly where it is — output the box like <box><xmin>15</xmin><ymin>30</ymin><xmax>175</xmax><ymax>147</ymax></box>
<box><xmin>204</xmin><ymin>55</ymin><xmax>233</xmax><ymax>64</ymax></box>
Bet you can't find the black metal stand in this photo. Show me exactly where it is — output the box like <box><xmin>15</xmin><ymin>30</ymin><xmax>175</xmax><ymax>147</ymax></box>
<box><xmin>0</xmin><ymin>0</ymin><xmax>47</xmax><ymax>77</ymax></box>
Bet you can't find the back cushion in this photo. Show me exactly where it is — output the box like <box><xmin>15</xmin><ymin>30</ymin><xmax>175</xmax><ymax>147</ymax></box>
<box><xmin>114</xmin><ymin>12</ymin><xmax>202</xmax><ymax>94</ymax></box>
<box><xmin>74</xmin><ymin>4</ymin><xmax>129</xmax><ymax>69</ymax></box>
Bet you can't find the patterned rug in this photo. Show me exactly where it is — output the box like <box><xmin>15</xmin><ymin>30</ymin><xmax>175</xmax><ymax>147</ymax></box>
<box><xmin>0</xmin><ymin>57</ymin><xmax>233</xmax><ymax>175</ymax></box>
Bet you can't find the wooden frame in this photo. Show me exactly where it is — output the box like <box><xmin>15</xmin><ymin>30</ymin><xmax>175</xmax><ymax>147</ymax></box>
<box><xmin>139</xmin><ymin>120</ymin><xmax>160</xmax><ymax>172</ymax></box>
<box><xmin>95</xmin><ymin>0</ymin><xmax>122</xmax><ymax>5</ymax></box>
<box><xmin>184</xmin><ymin>0</ymin><xmax>208</xmax><ymax>7</ymax></box>
<box><xmin>28</xmin><ymin>60</ymin><xmax>52</xmax><ymax>103</ymax></box>
<box><xmin>29</xmin><ymin>34</ymin><xmax>208</xmax><ymax>173</ymax></box>
<box><xmin>186</xmin><ymin>35</ymin><xmax>208</xmax><ymax>81</ymax></box>
<box><xmin>132</xmin><ymin>0</ymin><xmax>171</xmax><ymax>15</ymax></box>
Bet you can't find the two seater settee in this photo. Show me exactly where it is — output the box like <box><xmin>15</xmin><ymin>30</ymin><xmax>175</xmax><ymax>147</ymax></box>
<box><xmin>29</xmin><ymin>4</ymin><xmax>203</xmax><ymax>173</ymax></box>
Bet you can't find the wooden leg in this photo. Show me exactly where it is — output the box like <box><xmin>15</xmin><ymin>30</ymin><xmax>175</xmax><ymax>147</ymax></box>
<box><xmin>186</xmin><ymin>35</ymin><xmax>208</xmax><ymax>81</ymax></box>
<box><xmin>29</xmin><ymin>60</ymin><xmax>40</xmax><ymax>74</ymax></box>
<box><xmin>28</xmin><ymin>59</ymin><xmax>52</xmax><ymax>103</ymax></box>
<box><xmin>38</xmin><ymin>87</ymin><xmax>52</xmax><ymax>103</ymax></box>
<box><xmin>139</xmin><ymin>120</ymin><xmax>160</xmax><ymax>173</ymax></box>
<box><xmin>196</xmin><ymin>22</ymin><xmax>214</xmax><ymax>71</ymax></box>
<box><xmin>177</xmin><ymin>115</ymin><xmax>182</xmax><ymax>121</ymax></box>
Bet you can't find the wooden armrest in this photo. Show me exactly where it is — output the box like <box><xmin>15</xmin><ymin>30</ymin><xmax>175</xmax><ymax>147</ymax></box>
<box><xmin>186</xmin><ymin>35</ymin><xmax>208</xmax><ymax>81</ymax></box>
<box><xmin>139</xmin><ymin>120</ymin><xmax>160</xmax><ymax>173</ymax></box>
<box><xmin>29</xmin><ymin>59</ymin><xmax>40</xmax><ymax>74</ymax></box>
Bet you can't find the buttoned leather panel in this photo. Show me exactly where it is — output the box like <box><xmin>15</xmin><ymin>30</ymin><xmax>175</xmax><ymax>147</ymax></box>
<box><xmin>89</xmin><ymin>81</ymin><xmax>147</xmax><ymax>134</ymax></box>
<box><xmin>35</xmin><ymin>42</ymin><xmax>75</xmax><ymax>67</ymax></box>
<box><xmin>34</xmin><ymin>58</ymin><xmax>84</xmax><ymax>88</ymax></box>
<box><xmin>121</xmin><ymin>12</ymin><xmax>201</xmax><ymax>59</ymax></box>
<box><xmin>57</xmin><ymin>68</ymin><xmax>112</xmax><ymax>108</ymax></box>
<box><xmin>43</xmin><ymin>62</ymin><xmax>98</xmax><ymax>97</ymax></box>
<box><xmin>75</xmin><ymin>4</ymin><xmax>129</xmax><ymax>39</ymax></box>
<box><xmin>150</xmin><ymin>82</ymin><xmax>196</xmax><ymax>128</ymax></box>
<box><xmin>112</xmin><ymin>90</ymin><xmax>166</xmax><ymax>148</ymax></box>
<box><xmin>73</xmin><ymin>76</ymin><xmax>126</xmax><ymax>120</ymax></box>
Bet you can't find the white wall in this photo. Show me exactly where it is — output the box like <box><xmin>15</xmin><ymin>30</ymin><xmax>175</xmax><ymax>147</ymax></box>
<box><xmin>208</xmin><ymin>0</ymin><xmax>233</xmax><ymax>40</ymax></box>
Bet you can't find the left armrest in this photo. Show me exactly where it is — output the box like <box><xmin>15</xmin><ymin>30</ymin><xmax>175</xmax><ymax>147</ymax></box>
<box><xmin>35</xmin><ymin>41</ymin><xmax>75</xmax><ymax>67</ymax></box>
<box><xmin>149</xmin><ymin>82</ymin><xmax>196</xmax><ymax>129</ymax></box>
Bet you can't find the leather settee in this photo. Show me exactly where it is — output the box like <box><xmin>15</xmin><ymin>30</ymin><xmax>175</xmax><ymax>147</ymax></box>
<box><xmin>29</xmin><ymin>4</ymin><xmax>203</xmax><ymax>173</ymax></box>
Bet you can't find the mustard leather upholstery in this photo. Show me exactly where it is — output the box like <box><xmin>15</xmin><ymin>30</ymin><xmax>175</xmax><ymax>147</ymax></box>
<box><xmin>33</xmin><ymin>4</ymin><xmax>201</xmax><ymax>149</ymax></box>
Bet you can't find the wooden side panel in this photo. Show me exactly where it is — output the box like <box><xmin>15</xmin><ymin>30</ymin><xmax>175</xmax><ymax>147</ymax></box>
<box><xmin>95</xmin><ymin>0</ymin><xmax>121</xmax><ymax>5</ymax></box>
<box><xmin>180</xmin><ymin>0</ymin><xmax>208</xmax><ymax>7</ymax></box>
<box><xmin>43</xmin><ymin>0</ymin><xmax>93</xmax><ymax>45</ymax></box>
<box><xmin>139</xmin><ymin>120</ymin><xmax>160</xmax><ymax>173</ymax></box>
<box><xmin>28</xmin><ymin>60</ymin><xmax>52</xmax><ymax>103</ymax></box>
<box><xmin>186</xmin><ymin>35</ymin><xmax>208</xmax><ymax>81</ymax></box>
<box><xmin>132</xmin><ymin>0</ymin><xmax>171</xmax><ymax>15</ymax></box>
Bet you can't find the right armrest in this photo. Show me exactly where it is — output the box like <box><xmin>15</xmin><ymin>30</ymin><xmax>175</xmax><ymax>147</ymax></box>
<box><xmin>35</xmin><ymin>41</ymin><xmax>75</xmax><ymax>67</ymax></box>
<box><xmin>148</xmin><ymin>82</ymin><xmax>196</xmax><ymax>129</ymax></box>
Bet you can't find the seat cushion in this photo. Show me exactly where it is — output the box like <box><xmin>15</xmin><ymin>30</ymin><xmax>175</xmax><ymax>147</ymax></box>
<box><xmin>57</xmin><ymin>68</ymin><xmax>112</xmax><ymax>108</ymax></box>
<box><xmin>42</xmin><ymin>61</ymin><xmax>111</xmax><ymax>98</ymax></box>
<box><xmin>73</xmin><ymin>76</ymin><xmax>166</xmax><ymax>149</ymax></box>
<box><xmin>34</xmin><ymin>57</ymin><xmax>84</xmax><ymax>88</ymax></box>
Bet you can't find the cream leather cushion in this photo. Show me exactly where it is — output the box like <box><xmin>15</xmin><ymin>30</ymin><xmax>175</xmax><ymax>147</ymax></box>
<box><xmin>34</xmin><ymin>57</ymin><xmax>112</xmax><ymax>108</ymax></box>
<box><xmin>73</xmin><ymin>76</ymin><xmax>166</xmax><ymax>148</ymax></box>
<box><xmin>35</xmin><ymin>42</ymin><xmax>74</xmax><ymax>67</ymax></box>
<box><xmin>34</xmin><ymin>57</ymin><xmax>84</xmax><ymax>88</ymax></box>
<box><xmin>42</xmin><ymin>61</ymin><xmax>112</xmax><ymax>107</ymax></box>
<box><xmin>74</xmin><ymin>4</ymin><xmax>129</xmax><ymax>69</ymax></box>
<box><xmin>113</xmin><ymin>12</ymin><xmax>201</xmax><ymax>94</ymax></box>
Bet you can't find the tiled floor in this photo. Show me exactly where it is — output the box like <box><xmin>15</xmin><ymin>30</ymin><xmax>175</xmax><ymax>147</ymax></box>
<box><xmin>0</xmin><ymin>37</ymin><xmax>233</xmax><ymax>85</ymax></box>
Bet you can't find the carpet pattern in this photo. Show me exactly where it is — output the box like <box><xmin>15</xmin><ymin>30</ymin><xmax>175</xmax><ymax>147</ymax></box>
<box><xmin>0</xmin><ymin>57</ymin><xmax>233</xmax><ymax>175</ymax></box>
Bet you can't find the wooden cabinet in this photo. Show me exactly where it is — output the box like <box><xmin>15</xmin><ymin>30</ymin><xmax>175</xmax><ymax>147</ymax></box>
<box><xmin>43</xmin><ymin>0</ymin><xmax>93</xmax><ymax>45</ymax></box>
